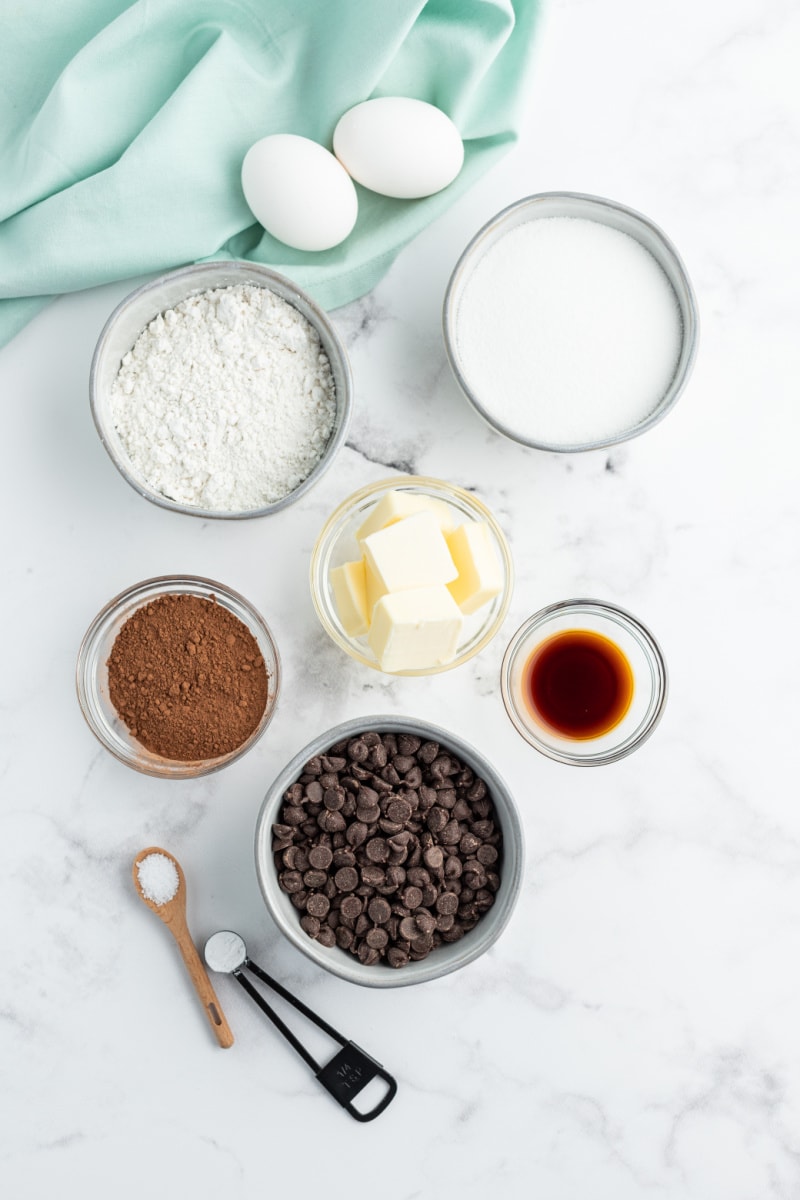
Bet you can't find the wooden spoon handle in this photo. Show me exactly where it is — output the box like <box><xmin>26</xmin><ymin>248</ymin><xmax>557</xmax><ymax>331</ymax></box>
<box><xmin>171</xmin><ymin>923</ymin><xmax>235</xmax><ymax>1049</ymax></box>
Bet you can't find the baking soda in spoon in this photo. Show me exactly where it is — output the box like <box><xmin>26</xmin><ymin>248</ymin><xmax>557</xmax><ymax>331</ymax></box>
<box><xmin>454</xmin><ymin>216</ymin><xmax>682</xmax><ymax>446</ymax></box>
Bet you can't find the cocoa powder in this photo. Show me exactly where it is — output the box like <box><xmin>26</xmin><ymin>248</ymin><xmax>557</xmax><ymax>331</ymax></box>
<box><xmin>107</xmin><ymin>593</ymin><xmax>268</xmax><ymax>761</ymax></box>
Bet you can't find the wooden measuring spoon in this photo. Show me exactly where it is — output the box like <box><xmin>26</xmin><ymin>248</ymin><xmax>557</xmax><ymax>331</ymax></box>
<box><xmin>132</xmin><ymin>846</ymin><xmax>234</xmax><ymax>1049</ymax></box>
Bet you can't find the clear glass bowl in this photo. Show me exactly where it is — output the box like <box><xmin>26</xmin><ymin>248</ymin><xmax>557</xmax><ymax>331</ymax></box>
<box><xmin>309</xmin><ymin>476</ymin><xmax>514</xmax><ymax>676</ymax></box>
<box><xmin>89</xmin><ymin>261</ymin><xmax>352</xmax><ymax>519</ymax></box>
<box><xmin>76</xmin><ymin>575</ymin><xmax>281</xmax><ymax>778</ymax></box>
<box><xmin>501</xmin><ymin>599</ymin><xmax>668</xmax><ymax>765</ymax></box>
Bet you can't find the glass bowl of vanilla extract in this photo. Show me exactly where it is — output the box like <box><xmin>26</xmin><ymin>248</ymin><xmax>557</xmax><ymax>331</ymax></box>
<box><xmin>500</xmin><ymin>599</ymin><xmax>668</xmax><ymax>766</ymax></box>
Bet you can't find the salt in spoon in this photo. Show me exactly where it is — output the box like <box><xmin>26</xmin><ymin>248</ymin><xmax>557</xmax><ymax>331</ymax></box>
<box><xmin>132</xmin><ymin>846</ymin><xmax>234</xmax><ymax>1048</ymax></box>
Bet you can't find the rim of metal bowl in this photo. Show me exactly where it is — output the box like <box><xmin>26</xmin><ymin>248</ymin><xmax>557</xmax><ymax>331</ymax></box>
<box><xmin>89</xmin><ymin>261</ymin><xmax>353</xmax><ymax>519</ymax></box>
<box><xmin>254</xmin><ymin>715</ymin><xmax>525</xmax><ymax>987</ymax></box>
<box><xmin>442</xmin><ymin>191</ymin><xmax>699</xmax><ymax>453</ymax></box>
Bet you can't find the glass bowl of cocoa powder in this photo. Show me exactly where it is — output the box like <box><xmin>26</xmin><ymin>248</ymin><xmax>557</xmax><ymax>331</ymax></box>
<box><xmin>76</xmin><ymin>575</ymin><xmax>280</xmax><ymax>777</ymax></box>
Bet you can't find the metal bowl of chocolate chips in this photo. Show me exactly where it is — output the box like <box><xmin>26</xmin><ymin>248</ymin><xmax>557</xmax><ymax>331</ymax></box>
<box><xmin>255</xmin><ymin>716</ymin><xmax>524</xmax><ymax>987</ymax></box>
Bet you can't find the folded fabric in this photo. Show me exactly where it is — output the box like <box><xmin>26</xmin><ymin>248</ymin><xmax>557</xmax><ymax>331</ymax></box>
<box><xmin>0</xmin><ymin>0</ymin><xmax>540</xmax><ymax>348</ymax></box>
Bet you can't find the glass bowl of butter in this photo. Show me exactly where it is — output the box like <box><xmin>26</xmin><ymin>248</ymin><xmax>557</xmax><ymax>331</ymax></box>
<box><xmin>310</xmin><ymin>477</ymin><xmax>514</xmax><ymax>675</ymax></box>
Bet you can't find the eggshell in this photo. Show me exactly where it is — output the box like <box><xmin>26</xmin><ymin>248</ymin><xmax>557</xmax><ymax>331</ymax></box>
<box><xmin>333</xmin><ymin>97</ymin><xmax>464</xmax><ymax>200</ymax></box>
<box><xmin>241</xmin><ymin>134</ymin><xmax>358</xmax><ymax>252</ymax></box>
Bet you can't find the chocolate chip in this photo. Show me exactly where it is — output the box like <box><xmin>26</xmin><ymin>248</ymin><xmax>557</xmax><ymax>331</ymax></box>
<box><xmin>280</xmin><ymin>870</ymin><xmax>303</xmax><ymax>893</ymax></box>
<box><xmin>348</xmin><ymin>738</ymin><xmax>369</xmax><ymax>762</ymax></box>
<box><xmin>300</xmin><ymin>915</ymin><xmax>320</xmax><ymax>937</ymax></box>
<box><xmin>306</xmin><ymin>894</ymin><xmax>330</xmax><ymax>919</ymax></box>
<box><xmin>369</xmin><ymin>744</ymin><xmax>388</xmax><ymax>768</ymax></box>
<box><xmin>436</xmin><ymin>892</ymin><xmax>459</xmax><ymax>915</ymax></box>
<box><xmin>360</xmin><ymin>864</ymin><xmax>386</xmax><ymax>887</ymax></box>
<box><xmin>385</xmin><ymin>866</ymin><xmax>407</xmax><ymax>889</ymax></box>
<box><xmin>414</xmin><ymin>909</ymin><xmax>436</xmax><ymax>936</ymax></box>
<box><xmin>401</xmin><ymin>885</ymin><xmax>423</xmax><ymax>909</ymax></box>
<box><xmin>332</xmin><ymin>848</ymin><xmax>356</xmax><ymax>869</ymax></box>
<box><xmin>439</xmin><ymin>819</ymin><xmax>462</xmax><ymax>845</ymax></box>
<box><xmin>303</xmin><ymin>869</ymin><xmax>328</xmax><ymax>889</ymax></box>
<box><xmin>423</xmin><ymin>846</ymin><xmax>445</xmax><ymax>874</ymax></box>
<box><xmin>386</xmin><ymin>797</ymin><xmax>413</xmax><ymax>824</ymax></box>
<box><xmin>365</xmin><ymin>837</ymin><xmax>389</xmax><ymax>863</ymax></box>
<box><xmin>316</xmin><ymin>925</ymin><xmax>336</xmax><ymax>947</ymax></box>
<box><xmin>321</xmin><ymin>755</ymin><xmax>346</xmax><ymax>773</ymax></box>
<box><xmin>317</xmin><ymin>810</ymin><xmax>346</xmax><ymax>833</ymax></box>
<box><xmin>444</xmin><ymin>855</ymin><xmax>463</xmax><ymax>879</ymax></box>
<box><xmin>334</xmin><ymin>866</ymin><xmax>359</xmax><ymax>892</ymax></box>
<box><xmin>308</xmin><ymin>845</ymin><xmax>333</xmax><ymax>870</ymax></box>
<box><xmin>346</xmin><ymin>821</ymin><xmax>369</xmax><ymax>848</ymax></box>
<box><xmin>418</xmin><ymin>741</ymin><xmax>439</xmax><ymax>763</ymax></box>
<box><xmin>340</xmin><ymin>895</ymin><xmax>363</xmax><ymax>919</ymax></box>
<box><xmin>426</xmin><ymin>806</ymin><xmax>448</xmax><ymax>834</ymax></box>
<box><xmin>366</xmin><ymin>927</ymin><xmax>389</xmax><ymax>950</ymax></box>
<box><xmin>293</xmin><ymin>849</ymin><xmax>310</xmax><ymax>873</ymax></box>
<box><xmin>368</xmin><ymin>897</ymin><xmax>392</xmax><ymax>924</ymax></box>
<box><xmin>282</xmin><ymin>807</ymin><xmax>306</xmax><ymax>827</ymax></box>
<box><xmin>336</xmin><ymin>926</ymin><xmax>355</xmax><ymax>950</ymax></box>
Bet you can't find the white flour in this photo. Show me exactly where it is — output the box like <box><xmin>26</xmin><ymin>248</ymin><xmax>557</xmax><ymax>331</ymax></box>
<box><xmin>110</xmin><ymin>284</ymin><xmax>337</xmax><ymax>511</ymax></box>
<box><xmin>454</xmin><ymin>217</ymin><xmax>682</xmax><ymax>446</ymax></box>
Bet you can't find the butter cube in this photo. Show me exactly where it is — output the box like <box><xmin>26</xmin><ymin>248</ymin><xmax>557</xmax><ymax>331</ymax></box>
<box><xmin>330</xmin><ymin>558</ymin><xmax>369</xmax><ymax>637</ymax></box>
<box><xmin>368</xmin><ymin>587</ymin><xmax>463</xmax><ymax>672</ymax></box>
<box><xmin>446</xmin><ymin>521</ymin><xmax>503</xmax><ymax>614</ymax></box>
<box><xmin>363</xmin><ymin>511</ymin><xmax>458</xmax><ymax>594</ymax></box>
<box><xmin>365</xmin><ymin>559</ymin><xmax>388</xmax><ymax>617</ymax></box>
<box><xmin>355</xmin><ymin>490</ymin><xmax>457</xmax><ymax>542</ymax></box>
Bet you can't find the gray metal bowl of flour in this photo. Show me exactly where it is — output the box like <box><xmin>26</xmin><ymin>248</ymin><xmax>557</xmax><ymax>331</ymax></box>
<box><xmin>443</xmin><ymin>192</ymin><xmax>699</xmax><ymax>453</ymax></box>
<box><xmin>90</xmin><ymin>261</ymin><xmax>353</xmax><ymax>519</ymax></box>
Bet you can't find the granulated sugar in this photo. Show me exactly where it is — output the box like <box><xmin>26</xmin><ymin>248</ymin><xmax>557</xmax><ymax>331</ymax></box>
<box><xmin>110</xmin><ymin>284</ymin><xmax>337</xmax><ymax>511</ymax></box>
<box><xmin>454</xmin><ymin>217</ymin><xmax>682</xmax><ymax>446</ymax></box>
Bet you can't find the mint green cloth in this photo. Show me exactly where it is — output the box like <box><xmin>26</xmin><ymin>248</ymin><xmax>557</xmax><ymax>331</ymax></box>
<box><xmin>0</xmin><ymin>0</ymin><xmax>539</xmax><ymax>347</ymax></box>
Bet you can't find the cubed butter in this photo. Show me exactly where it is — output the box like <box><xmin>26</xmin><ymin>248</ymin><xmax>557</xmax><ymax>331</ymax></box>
<box><xmin>330</xmin><ymin>558</ymin><xmax>369</xmax><ymax>637</ymax></box>
<box><xmin>355</xmin><ymin>489</ymin><xmax>457</xmax><ymax>541</ymax></box>
<box><xmin>363</xmin><ymin>511</ymin><xmax>458</xmax><ymax>594</ymax></box>
<box><xmin>446</xmin><ymin>521</ymin><xmax>503</xmax><ymax>614</ymax></box>
<box><xmin>365</xmin><ymin>558</ymin><xmax>388</xmax><ymax>616</ymax></box>
<box><xmin>368</xmin><ymin>587</ymin><xmax>463</xmax><ymax>672</ymax></box>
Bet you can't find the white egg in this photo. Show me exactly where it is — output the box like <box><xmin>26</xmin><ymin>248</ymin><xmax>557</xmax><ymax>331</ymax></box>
<box><xmin>241</xmin><ymin>134</ymin><xmax>358</xmax><ymax>252</ymax></box>
<box><xmin>333</xmin><ymin>97</ymin><xmax>464</xmax><ymax>200</ymax></box>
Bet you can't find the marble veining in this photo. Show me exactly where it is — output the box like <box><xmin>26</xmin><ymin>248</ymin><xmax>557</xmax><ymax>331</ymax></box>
<box><xmin>2</xmin><ymin>0</ymin><xmax>800</xmax><ymax>1197</ymax></box>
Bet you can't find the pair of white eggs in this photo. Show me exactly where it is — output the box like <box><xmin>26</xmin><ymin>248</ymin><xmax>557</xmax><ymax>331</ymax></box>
<box><xmin>241</xmin><ymin>97</ymin><xmax>464</xmax><ymax>252</ymax></box>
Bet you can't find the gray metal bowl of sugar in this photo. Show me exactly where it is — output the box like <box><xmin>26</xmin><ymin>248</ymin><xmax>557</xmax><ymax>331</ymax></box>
<box><xmin>254</xmin><ymin>716</ymin><xmax>525</xmax><ymax>989</ymax></box>
<box><xmin>90</xmin><ymin>261</ymin><xmax>353</xmax><ymax>518</ymax></box>
<box><xmin>443</xmin><ymin>192</ymin><xmax>699</xmax><ymax>453</ymax></box>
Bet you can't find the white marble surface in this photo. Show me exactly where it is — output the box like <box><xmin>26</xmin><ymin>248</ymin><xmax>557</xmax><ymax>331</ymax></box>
<box><xmin>2</xmin><ymin>1</ymin><xmax>799</xmax><ymax>1196</ymax></box>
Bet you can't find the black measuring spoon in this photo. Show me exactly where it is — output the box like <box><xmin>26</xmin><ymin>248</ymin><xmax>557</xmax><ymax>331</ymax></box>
<box><xmin>204</xmin><ymin>931</ymin><xmax>397</xmax><ymax>1122</ymax></box>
